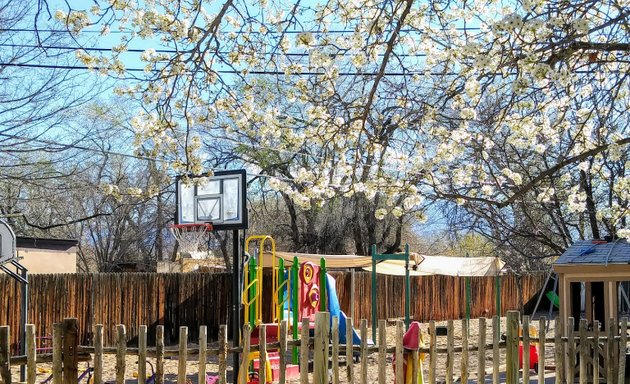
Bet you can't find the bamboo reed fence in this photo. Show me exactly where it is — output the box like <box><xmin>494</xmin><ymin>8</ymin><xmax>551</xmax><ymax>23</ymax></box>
<box><xmin>0</xmin><ymin>272</ymin><xmax>546</xmax><ymax>350</ymax></box>
<box><xmin>1</xmin><ymin>312</ymin><xmax>629</xmax><ymax>384</ymax></box>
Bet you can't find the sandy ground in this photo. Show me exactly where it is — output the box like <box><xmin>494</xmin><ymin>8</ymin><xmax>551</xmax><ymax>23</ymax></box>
<box><xmin>7</xmin><ymin>316</ymin><xmax>559</xmax><ymax>384</ymax></box>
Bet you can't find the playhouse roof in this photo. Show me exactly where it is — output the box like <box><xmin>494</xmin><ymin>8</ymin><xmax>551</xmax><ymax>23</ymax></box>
<box><xmin>554</xmin><ymin>239</ymin><xmax>630</xmax><ymax>265</ymax></box>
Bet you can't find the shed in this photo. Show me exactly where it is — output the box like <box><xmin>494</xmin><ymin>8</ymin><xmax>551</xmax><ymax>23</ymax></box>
<box><xmin>553</xmin><ymin>239</ymin><xmax>630</xmax><ymax>331</ymax></box>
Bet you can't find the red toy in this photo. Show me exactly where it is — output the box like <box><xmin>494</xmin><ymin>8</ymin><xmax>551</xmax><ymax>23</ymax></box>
<box><xmin>518</xmin><ymin>344</ymin><xmax>539</xmax><ymax>372</ymax></box>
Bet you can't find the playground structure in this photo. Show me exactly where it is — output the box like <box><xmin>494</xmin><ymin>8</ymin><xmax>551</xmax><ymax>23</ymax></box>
<box><xmin>240</xmin><ymin>235</ymin><xmax>365</xmax><ymax>382</ymax></box>
<box><xmin>239</xmin><ymin>235</ymin><xmax>517</xmax><ymax>383</ymax></box>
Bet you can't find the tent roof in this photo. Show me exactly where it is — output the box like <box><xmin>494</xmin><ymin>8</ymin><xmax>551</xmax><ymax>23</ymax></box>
<box><xmin>261</xmin><ymin>251</ymin><xmax>372</xmax><ymax>268</ymax></box>
<box><xmin>366</xmin><ymin>254</ymin><xmax>504</xmax><ymax>276</ymax></box>
<box><xmin>259</xmin><ymin>251</ymin><xmax>504</xmax><ymax>276</ymax></box>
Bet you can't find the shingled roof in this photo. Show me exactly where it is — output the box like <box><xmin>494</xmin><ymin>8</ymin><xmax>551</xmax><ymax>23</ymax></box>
<box><xmin>554</xmin><ymin>239</ymin><xmax>630</xmax><ymax>265</ymax></box>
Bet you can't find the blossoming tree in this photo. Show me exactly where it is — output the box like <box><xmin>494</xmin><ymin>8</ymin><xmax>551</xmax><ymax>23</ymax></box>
<box><xmin>54</xmin><ymin>0</ymin><xmax>630</xmax><ymax>258</ymax></box>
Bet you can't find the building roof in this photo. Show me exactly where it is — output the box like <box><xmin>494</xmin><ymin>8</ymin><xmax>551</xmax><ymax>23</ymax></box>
<box><xmin>554</xmin><ymin>239</ymin><xmax>630</xmax><ymax>265</ymax></box>
<box><xmin>16</xmin><ymin>236</ymin><xmax>78</xmax><ymax>251</ymax></box>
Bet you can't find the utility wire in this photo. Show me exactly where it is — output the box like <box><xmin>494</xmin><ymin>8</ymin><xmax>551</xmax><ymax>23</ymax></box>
<box><xmin>0</xmin><ymin>61</ymin><xmax>459</xmax><ymax>76</ymax></box>
<box><xmin>2</xmin><ymin>61</ymin><xmax>620</xmax><ymax>77</ymax></box>
<box><xmin>1</xmin><ymin>129</ymin><xmax>415</xmax><ymax>184</ymax></box>
<box><xmin>0</xmin><ymin>131</ymin><xmax>166</xmax><ymax>163</ymax></box>
<box><xmin>3</xmin><ymin>26</ymin><xmax>481</xmax><ymax>35</ymax></box>
<box><xmin>0</xmin><ymin>43</ymin><xmax>429</xmax><ymax>58</ymax></box>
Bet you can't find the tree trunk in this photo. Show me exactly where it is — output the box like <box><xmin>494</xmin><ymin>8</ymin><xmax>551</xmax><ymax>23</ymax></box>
<box><xmin>580</xmin><ymin>170</ymin><xmax>600</xmax><ymax>239</ymax></box>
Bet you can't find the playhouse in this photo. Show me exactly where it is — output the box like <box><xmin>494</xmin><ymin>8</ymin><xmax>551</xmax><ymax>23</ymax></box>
<box><xmin>553</xmin><ymin>239</ymin><xmax>630</xmax><ymax>378</ymax></box>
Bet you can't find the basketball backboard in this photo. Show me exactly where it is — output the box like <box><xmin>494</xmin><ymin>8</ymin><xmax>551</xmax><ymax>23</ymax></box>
<box><xmin>0</xmin><ymin>220</ymin><xmax>17</xmax><ymax>265</ymax></box>
<box><xmin>175</xmin><ymin>169</ymin><xmax>248</xmax><ymax>230</ymax></box>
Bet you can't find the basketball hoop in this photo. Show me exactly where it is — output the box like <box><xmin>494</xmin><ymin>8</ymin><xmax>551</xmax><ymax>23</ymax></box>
<box><xmin>169</xmin><ymin>223</ymin><xmax>213</xmax><ymax>258</ymax></box>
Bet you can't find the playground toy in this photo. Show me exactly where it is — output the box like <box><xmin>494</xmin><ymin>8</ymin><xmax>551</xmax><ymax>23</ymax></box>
<box><xmin>518</xmin><ymin>324</ymin><xmax>540</xmax><ymax>373</ymax></box>
<box><xmin>392</xmin><ymin>322</ymin><xmax>426</xmax><ymax>384</ymax></box>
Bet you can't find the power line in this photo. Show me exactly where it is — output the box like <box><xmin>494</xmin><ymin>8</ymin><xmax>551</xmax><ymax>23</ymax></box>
<box><xmin>0</xmin><ymin>131</ymin><xmax>166</xmax><ymax>163</ymax></box>
<box><xmin>0</xmin><ymin>43</ymin><xmax>429</xmax><ymax>58</ymax></box>
<box><xmin>3</xmin><ymin>61</ymin><xmax>620</xmax><ymax>77</ymax></box>
<box><xmin>0</xmin><ymin>61</ymin><xmax>458</xmax><ymax>76</ymax></box>
<box><xmin>1</xmin><ymin>129</ymin><xmax>415</xmax><ymax>185</ymax></box>
<box><xmin>3</xmin><ymin>26</ymin><xmax>481</xmax><ymax>35</ymax></box>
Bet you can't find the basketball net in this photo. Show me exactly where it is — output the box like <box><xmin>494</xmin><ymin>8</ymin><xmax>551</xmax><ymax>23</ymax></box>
<box><xmin>169</xmin><ymin>224</ymin><xmax>212</xmax><ymax>259</ymax></box>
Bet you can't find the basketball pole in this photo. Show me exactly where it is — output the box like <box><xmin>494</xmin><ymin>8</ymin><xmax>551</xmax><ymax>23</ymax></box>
<box><xmin>232</xmin><ymin>229</ymin><xmax>241</xmax><ymax>383</ymax></box>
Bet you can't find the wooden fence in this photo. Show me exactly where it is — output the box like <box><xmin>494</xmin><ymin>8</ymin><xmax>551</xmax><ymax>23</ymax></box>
<box><xmin>0</xmin><ymin>272</ymin><xmax>546</xmax><ymax>349</ymax></box>
<box><xmin>2</xmin><ymin>312</ymin><xmax>630</xmax><ymax>384</ymax></box>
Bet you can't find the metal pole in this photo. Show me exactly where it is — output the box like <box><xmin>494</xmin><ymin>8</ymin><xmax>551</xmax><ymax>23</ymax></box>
<box><xmin>465</xmin><ymin>253</ymin><xmax>471</xmax><ymax>321</ymax></box>
<box><xmin>232</xmin><ymin>230</ymin><xmax>241</xmax><ymax>384</ymax></box>
<box><xmin>350</xmin><ymin>268</ymin><xmax>355</xmax><ymax>320</ymax></box>
<box><xmin>20</xmin><ymin>265</ymin><xmax>28</xmax><ymax>382</ymax></box>
<box><xmin>530</xmin><ymin>270</ymin><xmax>553</xmax><ymax>319</ymax></box>
<box><xmin>291</xmin><ymin>257</ymin><xmax>299</xmax><ymax>364</ymax></box>
<box><xmin>495</xmin><ymin>274</ymin><xmax>501</xmax><ymax>317</ymax></box>
<box><xmin>319</xmin><ymin>258</ymin><xmax>327</xmax><ymax>312</ymax></box>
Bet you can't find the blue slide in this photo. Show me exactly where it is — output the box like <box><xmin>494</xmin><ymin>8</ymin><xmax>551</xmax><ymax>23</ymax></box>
<box><xmin>325</xmin><ymin>273</ymin><xmax>363</xmax><ymax>345</ymax></box>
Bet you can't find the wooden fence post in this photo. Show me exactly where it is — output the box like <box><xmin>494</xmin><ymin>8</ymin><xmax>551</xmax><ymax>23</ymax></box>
<box><xmin>618</xmin><ymin>317</ymin><xmax>627</xmax><ymax>384</ymax></box>
<box><xmin>115</xmin><ymin>325</ymin><xmax>126</xmax><ymax>384</ymax></box>
<box><xmin>346</xmin><ymin>317</ymin><xmax>354</xmax><ymax>384</ymax></box>
<box><xmin>63</xmin><ymin>318</ymin><xmax>79</xmax><ymax>384</ymax></box>
<box><xmin>279</xmin><ymin>320</ymin><xmax>288</xmax><ymax>384</ymax></box>
<box><xmin>138</xmin><ymin>325</ymin><xmax>147</xmax><ymax>384</ymax></box>
<box><xmin>0</xmin><ymin>326</ymin><xmax>10</xmax><ymax>384</ymax></box>
<box><xmin>240</xmin><ymin>323</ymin><xmax>251</xmax><ymax>384</ymax></box>
<box><xmin>300</xmin><ymin>318</ymin><xmax>309</xmax><ymax>384</ymax></box>
<box><xmin>538</xmin><ymin>317</ymin><xmax>546</xmax><ymax>384</ymax></box>
<box><xmin>359</xmin><ymin>319</ymin><xmax>367</xmax><ymax>384</ymax></box>
<box><xmin>199</xmin><ymin>325</ymin><xmax>207</xmax><ymax>384</ymax></box>
<box><xmin>52</xmin><ymin>323</ymin><xmax>62</xmax><ymax>384</ymax></box>
<box><xmin>218</xmin><ymin>324</ymin><xmax>227</xmax><ymax>384</ymax></box>
<box><xmin>429</xmin><ymin>320</ymin><xmax>436</xmax><ymax>384</ymax></box>
<box><xmin>477</xmin><ymin>317</ymin><xmax>486</xmax><ymax>384</ymax></box>
<box><xmin>178</xmin><ymin>326</ymin><xmax>188</xmax><ymax>384</ymax></box>
<box><xmin>522</xmin><ymin>316</ymin><xmax>530</xmax><ymax>384</ymax></box>
<box><xmin>314</xmin><ymin>312</ymin><xmax>330</xmax><ymax>384</ymax></box>
<box><xmin>446</xmin><ymin>320</ymin><xmax>454</xmax><ymax>384</ymax></box>
<box><xmin>156</xmin><ymin>325</ymin><xmax>164</xmax><ymax>384</ymax></box>
<box><xmin>331</xmin><ymin>317</ymin><xmax>339</xmax><ymax>384</ymax></box>
<box><xmin>26</xmin><ymin>323</ymin><xmax>36</xmax><ymax>384</ymax></box>
<box><xmin>566</xmin><ymin>317</ymin><xmax>575</xmax><ymax>382</ymax></box>
<box><xmin>492</xmin><ymin>316</ymin><xmax>499</xmax><ymax>384</ymax></box>
<box><xmin>505</xmin><ymin>311</ymin><xmax>519</xmax><ymax>384</ymax></box>
<box><xmin>93</xmin><ymin>324</ymin><xmax>103</xmax><ymax>384</ymax></box>
<box><xmin>593</xmin><ymin>320</ymin><xmax>600</xmax><ymax>384</ymax></box>
<box><xmin>461</xmin><ymin>318</ymin><xmax>469</xmax><ymax>384</ymax></box>
<box><xmin>607</xmin><ymin>318</ymin><xmax>615</xmax><ymax>383</ymax></box>
<box><xmin>378</xmin><ymin>320</ymin><xmax>386</xmax><ymax>384</ymax></box>
<box><xmin>555</xmin><ymin>316</ymin><xmax>565</xmax><ymax>384</ymax></box>
<box><xmin>395</xmin><ymin>321</ymin><xmax>404</xmax><ymax>384</ymax></box>
<box><xmin>259</xmin><ymin>324</ymin><xmax>267</xmax><ymax>384</ymax></box>
<box><xmin>579</xmin><ymin>319</ymin><xmax>587</xmax><ymax>384</ymax></box>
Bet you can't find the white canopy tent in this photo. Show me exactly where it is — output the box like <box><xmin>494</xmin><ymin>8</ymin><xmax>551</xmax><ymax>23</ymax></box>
<box><xmin>366</xmin><ymin>254</ymin><xmax>505</xmax><ymax>276</ymax></box>
<box><xmin>260</xmin><ymin>250</ymin><xmax>504</xmax><ymax>277</ymax></box>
